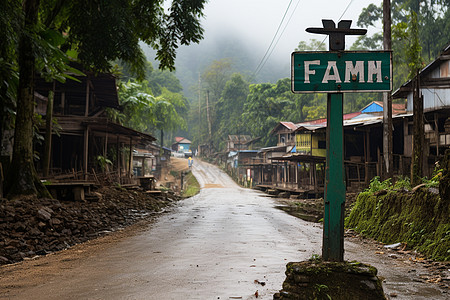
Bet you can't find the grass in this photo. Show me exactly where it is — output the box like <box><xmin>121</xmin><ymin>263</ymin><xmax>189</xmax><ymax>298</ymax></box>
<box><xmin>182</xmin><ymin>171</ymin><xmax>200</xmax><ymax>198</ymax></box>
<box><xmin>345</xmin><ymin>188</ymin><xmax>449</xmax><ymax>261</ymax></box>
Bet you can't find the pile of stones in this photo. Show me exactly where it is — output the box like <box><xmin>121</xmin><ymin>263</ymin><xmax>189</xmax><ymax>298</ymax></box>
<box><xmin>0</xmin><ymin>187</ymin><xmax>178</xmax><ymax>265</ymax></box>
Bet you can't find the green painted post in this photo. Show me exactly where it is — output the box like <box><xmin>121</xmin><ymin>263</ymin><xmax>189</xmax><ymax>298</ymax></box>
<box><xmin>297</xmin><ymin>19</ymin><xmax>369</xmax><ymax>261</ymax></box>
<box><xmin>323</xmin><ymin>93</ymin><xmax>345</xmax><ymax>261</ymax></box>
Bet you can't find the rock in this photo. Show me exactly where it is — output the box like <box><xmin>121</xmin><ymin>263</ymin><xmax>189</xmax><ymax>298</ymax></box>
<box><xmin>275</xmin><ymin>260</ymin><xmax>385</xmax><ymax>300</ymax></box>
<box><xmin>278</xmin><ymin>192</ymin><xmax>291</xmax><ymax>198</ymax></box>
<box><xmin>7</xmin><ymin>239</ymin><xmax>22</xmax><ymax>248</ymax></box>
<box><xmin>37</xmin><ymin>207</ymin><xmax>53</xmax><ymax>221</ymax></box>
<box><xmin>0</xmin><ymin>186</ymin><xmax>180</xmax><ymax>266</ymax></box>
<box><xmin>384</xmin><ymin>242</ymin><xmax>402</xmax><ymax>249</ymax></box>
<box><xmin>50</xmin><ymin>218</ymin><xmax>62</xmax><ymax>226</ymax></box>
<box><xmin>38</xmin><ymin>221</ymin><xmax>46</xmax><ymax>228</ymax></box>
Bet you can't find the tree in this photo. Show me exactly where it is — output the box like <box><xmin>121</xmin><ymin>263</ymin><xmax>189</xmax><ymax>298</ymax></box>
<box><xmin>355</xmin><ymin>0</ymin><xmax>450</xmax><ymax>90</ymax></box>
<box><xmin>394</xmin><ymin>11</ymin><xmax>425</xmax><ymax>185</ymax></box>
<box><xmin>242</xmin><ymin>80</ymin><xmax>292</xmax><ymax>146</ymax></box>
<box><xmin>4</xmin><ymin>0</ymin><xmax>207</xmax><ymax>199</ymax></box>
<box><xmin>214</xmin><ymin>73</ymin><xmax>249</xmax><ymax>150</ymax></box>
<box><xmin>191</xmin><ymin>59</ymin><xmax>233</xmax><ymax>149</ymax></box>
<box><xmin>0</xmin><ymin>0</ymin><xmax>21</xmax><ymax>156</ymax></box>
<box><xmin>154</xmin><ymin>88</ymin><xmax>188</xmax><ymax>148</ymax></box>
<box><xmin>295</xmin><ymin>39</ymin><xmax>327</xmax><ymax>51</ymax></box>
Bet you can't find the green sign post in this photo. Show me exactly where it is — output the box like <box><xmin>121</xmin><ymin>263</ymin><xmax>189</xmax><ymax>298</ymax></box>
<box><xmin>292</xmin><ymin>20</ymin><xmax>392</xmax><ymax>262</ymax></box>
<box><xmin>291</xmin><ymin>51</ymin><xmax>392</xmax><ymax>93</ymax></box>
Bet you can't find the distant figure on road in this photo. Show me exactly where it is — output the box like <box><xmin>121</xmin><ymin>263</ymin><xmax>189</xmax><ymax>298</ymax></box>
<box><xmin>188</xmin><ymin>157</ymin><xmax>193</xmax><ymax>169</ymax></box>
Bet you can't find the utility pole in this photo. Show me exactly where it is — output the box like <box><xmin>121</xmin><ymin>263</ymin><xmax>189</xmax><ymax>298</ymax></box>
<box><xmin>383</xmin><ymin>0</ymin><xmax>393</xmax><ymax>179</ymax></box>
<box><xmin>206</xmin><ymin>90</ymin><xmax>212</xmax><ymax>140</ymax></box>
<box><xmin>198</xmin><ymin>74</ymin><xmax>202</xmax><ymax>146</ymax></box>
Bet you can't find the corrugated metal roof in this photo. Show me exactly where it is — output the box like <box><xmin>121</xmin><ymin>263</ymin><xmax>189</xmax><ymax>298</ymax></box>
<box><xmin>280</xmin><ymin>121</ymin><xmax>298</xmax><ymax>130</ymax></box>
<box><xmin>228</xmin><ymin>135</ymin><xmax>253</xmax><ymax>142</ymax></box>
<box><xmin>393</xmin><ymin>43</ymin><xmax>450</xmax><ymax>99</ymax></box>
<box><xmin>174</xmin><ymin>137</ymin><xmax>191</xmax><ymax>144</ymax></box>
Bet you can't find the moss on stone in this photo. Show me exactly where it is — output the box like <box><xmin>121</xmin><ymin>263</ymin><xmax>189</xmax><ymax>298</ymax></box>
<box><xmin>345</xmin><ymin>185</ymin><xmax>449</xmax><ymax>261</ymax></box>
<box><xmin>275</xmin><ymin>260</ymin><xmax>386</xmax><ymax>300</ymax></box>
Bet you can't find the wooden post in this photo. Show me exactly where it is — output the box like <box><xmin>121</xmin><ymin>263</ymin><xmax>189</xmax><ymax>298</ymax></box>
<box><xmin>435</xmin><ymin>113</ymin><xmax>439</xmax><ymax>156</ymax></box>
<box><xmin>364</xmin><ymin>130</ymin><xmax>369</xmax><ymax>185</ymax></box>
<box><xmin>83</xmin><ymin>127</ymin><xmax>89</xmax><ymax>180</ymax></box>
<box><xmin>323</xmin><ymin>93</ymin><xmax>345</xmax><ymax>261</ymax></box>
<box><xmin>43</xmin><ymin>89</ymin><xmax>53</xmax><ymax>177</ymax></box>
<box><xmin>85</xmin><ymin>78</ymin><xmax>90</xmax><ymax>117</ymax></box>
<box><xmin>128</xmin><ymin>137</ymin><xmax>133</xmax><ymax>178</ymax></box>
<box><xmin>116</xmin><ymin>135</ymin><xmax>120</xmax><ymax>179</ymax></box>
<box><xmin>412</xmin><ymin>73</ymin><xmax>424</xmax><ymax>186</ymax></box>
<box><xmin>382</xmin><ymin>0</ymin><xmax>393</xmax><ymax>179</ymax></box>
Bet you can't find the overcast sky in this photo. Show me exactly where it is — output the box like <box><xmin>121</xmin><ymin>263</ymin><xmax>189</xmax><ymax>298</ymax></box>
<box><xmin>198</xmin><ymin>0</ymin><xmax>381</xmax><ymax>63</ymax></box>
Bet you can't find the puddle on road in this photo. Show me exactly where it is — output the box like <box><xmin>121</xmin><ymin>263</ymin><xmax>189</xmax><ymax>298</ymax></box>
<box><xmin>275</xmin><ymin>205</ymin><xmax>321</xmax><ymax>223</ymax></box>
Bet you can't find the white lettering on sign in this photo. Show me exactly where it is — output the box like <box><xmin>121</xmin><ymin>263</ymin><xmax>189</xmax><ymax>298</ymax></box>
<box><xmin>322</xmin><ymin>61</ymin><xmax>341</xmax><ymax>83</ymax></box>
<box><xmin>367</xmin><ymin>60</ymin><xmax>382</xmax><ymax>83</ymax></box>
<box><xmin>302</xmin><ymin>60</ymin><xmax>384</xmax><ymax>84</ymax></box>
<box><xmin>344</xmin><ymin>61</ymin><xmax>364</xmax><ymax>83</ymax></box>
<box><xmin>304</xmin><ymin>60</ymin><xmax>320</xmax><ymax>83</ymax></box>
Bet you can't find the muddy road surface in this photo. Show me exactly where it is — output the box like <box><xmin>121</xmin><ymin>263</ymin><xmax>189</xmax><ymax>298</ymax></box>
<box><xmin>1</xmin><ymin>160</ymin><xmax>447</xmax><ymax>299</ymax></box>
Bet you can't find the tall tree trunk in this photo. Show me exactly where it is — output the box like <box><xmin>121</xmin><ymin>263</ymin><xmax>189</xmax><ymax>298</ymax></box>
<box><xmin>5</xmin><ymin>0</ymin><xmax>50</xmax><ymax>199</ymax></box>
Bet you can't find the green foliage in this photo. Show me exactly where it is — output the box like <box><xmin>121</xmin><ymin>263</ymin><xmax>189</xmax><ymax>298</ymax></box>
<box><xmin>111</xmin><ymin>80</ymin><xmax>186</xmax><ymax>140</ymax></box>
<box><xmin>96</xmin><ymin>155</ymin><xmax>112</xmax><ymax>172</ymax></box>
<box><xmin>310</xmin><ymin>254</ymin><xmax>322</xmax><ymax>262</ymax></box>
<box><xmin>115</xmin><ymin>80</ymin><xmax>156</xmax><ymax>132</ymax></box>
<box><xmin>393</xmin><ymin>11</ymin><xmax>424</xmax><ymax>79</ymax></box>
<box><xmin>365</xmin><ymin>176</ymin><xmax>392</xmax><ymax>193</ymax></box>
<box><xmin>393</xmin><ymin>176</ymin><xmax>412</xmax><ymax>190</ymax></box>
<box><xmin>182</xmin><ymin>171</ymin><xmax>200</xmax><ymax>198</ymax></box>
<box><xmin>365</xmin><ymin>174</ymin><xmax>440</xmax><ymax>192</ymax></box>
<box><xmin>355</xmin><ymin>0</ymin><xmax>450</xmax><ymax>91</ymax></box>
<box><xmin>346</xmin><ymin>189</ymin><xmax>449</xmax><ymax>260</ymax></box>
<box><xmin>295</xmin><ymin>39</ymin><xmax>326</xmax><ymax>51</ymax></box>
<box><xmin>213</xmin><ymin>73</ymin><xmax>249</xmax><ymax>149</ymax></box>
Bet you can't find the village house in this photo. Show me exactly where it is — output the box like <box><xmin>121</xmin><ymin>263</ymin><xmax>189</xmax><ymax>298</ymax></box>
<box><xmin>392</xmin><ymin>43</ymin><xmax>450</xmax><ymax>172</ymax></box>
<box><xmin>32</xmin><ymin>70</ymin><xmax>158</xmax><ymax>198</ymax></box>
<box><xmin>171</xmin><ymin>137</ymin><xmax>192</xmax><ymax>157</ymax></box>
<box><xmin>252</xmin><ymin>101</ymin><xmax>413</xmax><ymax>196</ymax></box>
<box><xmin>226</xmin><ymin>134</ymin><xmax>253</xmax><ymax>152</ymax></box>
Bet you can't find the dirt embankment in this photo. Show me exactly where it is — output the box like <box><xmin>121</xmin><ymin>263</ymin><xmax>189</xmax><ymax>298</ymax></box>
<box><xmin>0</xmin><ymin>157</ymin><xmax>191</xmax><ymax>266</ymax></box>
<box><xmin>0</xmin><ymin>158</ymin><xmax>192</xmax><ymax>265</ymax></box>
<box><xmin>0</xmin><ymin>186</ymin><xmax>180</xmax><ymax>266</ymax></box>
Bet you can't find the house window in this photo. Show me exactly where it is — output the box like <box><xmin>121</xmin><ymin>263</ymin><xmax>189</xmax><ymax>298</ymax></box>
<box><xmin>318</xmin><ymin>140</ymin><xmax>326</xmax><ymax>149</ymax></box>
<box><xmin>296</xmin><ymin>134</ymin><xmax>311</xmax><ymax>148</ymax></box>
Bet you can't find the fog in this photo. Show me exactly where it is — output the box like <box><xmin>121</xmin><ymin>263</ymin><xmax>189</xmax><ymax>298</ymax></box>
<box><xmin>145</xmin><ymin>0</ymin><xmax>381</xmax><ymax>95</ymax></box>
<box><xmin>201</xmin><ymin>0</ymin><xmax>380</xmax><ymax>59</ymax></box>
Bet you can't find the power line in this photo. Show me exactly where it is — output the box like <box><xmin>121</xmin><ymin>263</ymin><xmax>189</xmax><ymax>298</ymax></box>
<box><xmin>264</xmin><ymin>0</ymin><xmax>302</xmax><ymax>70</ymax></box>
<box><xmin>252</xmin><ymin>0</ymin><xmax>295</xmax><ymax>78</ymax></box>
<box><xmin>338</xmin><ymin>0</ymin><xmax>355</xmax><ymax>22</ymax></box>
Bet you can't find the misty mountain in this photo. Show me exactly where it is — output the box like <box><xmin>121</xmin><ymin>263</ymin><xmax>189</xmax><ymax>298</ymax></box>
<box><xmin>143</xmin><ymin>32</ymin><xmax>292</xmax><ymax>101</ymax></box>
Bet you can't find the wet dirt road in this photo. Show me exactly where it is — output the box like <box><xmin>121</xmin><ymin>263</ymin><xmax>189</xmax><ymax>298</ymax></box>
<box><xmin>1</xmin><ymin>160</ymin><xmax>447</xmax><ymax>299</ymax></box>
